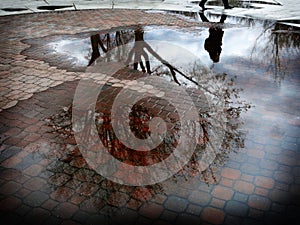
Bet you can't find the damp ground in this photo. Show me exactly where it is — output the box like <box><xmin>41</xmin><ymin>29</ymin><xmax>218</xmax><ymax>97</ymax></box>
<box><xmin>0</xmin><ymin>7</ymin><xmax>300</xmax><ymax>225</ymax></box>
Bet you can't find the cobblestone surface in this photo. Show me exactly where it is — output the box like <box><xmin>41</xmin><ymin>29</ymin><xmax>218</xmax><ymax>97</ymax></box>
<box><xmin>0</xmin><ymin>8</ymin><xmax>300</xmax><ymax>225</ymax></box>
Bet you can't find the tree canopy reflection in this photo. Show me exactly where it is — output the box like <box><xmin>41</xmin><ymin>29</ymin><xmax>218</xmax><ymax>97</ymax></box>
<box><xmin>48</xmin><ymin>25</ymin><xmax>251</xmax><ymax>185</ymax></box>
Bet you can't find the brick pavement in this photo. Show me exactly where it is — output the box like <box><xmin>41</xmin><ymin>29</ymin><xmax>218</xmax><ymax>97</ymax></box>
<box><xmin>0</xmin><ymin>8</ymin><xmax>300</xmax><ymax>225</ymax></box>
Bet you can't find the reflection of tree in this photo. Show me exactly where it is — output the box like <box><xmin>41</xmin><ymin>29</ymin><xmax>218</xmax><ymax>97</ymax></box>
<box><xmin>251</xmin><ymin>21</ymin><xmax>300</xmax><ymax>83</ymax></box>
<box><xmin>125</xmin><ymin>27</ymin><xmax>197</xmax><ymax>86</ymax></box>
<box><xmin>48</xmin><ymin>25</ymin><xmax>250</xmax><ymax>185</ymax></box>
<box><xmin>88</xmin><ymin>29</ymin><xmax>135</xmax><ymax>66</ymax></box>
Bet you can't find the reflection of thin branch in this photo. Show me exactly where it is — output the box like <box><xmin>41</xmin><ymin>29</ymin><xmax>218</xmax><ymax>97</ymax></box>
<box><xmin>250</xmin><ymin>22</ymin><xmax>275</xmax><ymax>59</ymax></box>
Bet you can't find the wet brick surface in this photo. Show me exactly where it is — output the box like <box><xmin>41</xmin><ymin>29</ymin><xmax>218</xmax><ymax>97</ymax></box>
<box><xmin>0</xmin><ymin>8</ymin><xmax>300</xmax><ymax>225</ymax></box>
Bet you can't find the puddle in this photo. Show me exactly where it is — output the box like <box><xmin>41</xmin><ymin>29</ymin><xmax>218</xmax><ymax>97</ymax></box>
<box><xmin>12</xmin><ymin>12</ymin><xmax>300</xmax><ymax>223</ymax></box>
<box><xmin>192</xmin><ymin>0</ymin><xmax>282</xmax><ymax>6</ymax></box>
<box><xmin>37</xmin><ymin>5</ymin><xmax>74</xmax><ymax>11</ymax></box>
<box><xmin>1</xmin><ymin>7</ymin><xmax>28</xmax><ymax>12</ymax></box>
<box><xmin>25</xmin><ymin>12</ymin><xmax>299</xmax><ymax>80</ymax></box>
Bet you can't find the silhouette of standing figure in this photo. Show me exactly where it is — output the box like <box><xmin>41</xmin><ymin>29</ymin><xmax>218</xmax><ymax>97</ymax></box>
<box><xmin>200</xmin><ymin>13</ymin><xmax>227</xmax><ymax>63</ymax></box>
<box><xmin>199</xmin><ymin>0</ymin><xmax>233</xmax><ymax>10</ymax></box>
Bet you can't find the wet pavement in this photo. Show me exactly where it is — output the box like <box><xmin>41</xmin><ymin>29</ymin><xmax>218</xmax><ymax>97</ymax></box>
<box><xmin>1</xmin><ymin>4</ymin><xmax>300</xmax><ymax>225</ymax></box>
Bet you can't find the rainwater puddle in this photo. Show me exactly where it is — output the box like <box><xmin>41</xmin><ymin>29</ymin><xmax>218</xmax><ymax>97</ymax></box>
<box><xmin>37</xmin><ymin>5</ymin><xmax>74</xmax><ymax>11</ymax></box>
<box><xmin>1</xmin><ymin>8</ymin><xmax>28</xmax><ymax>12</ymax></box>
<box><xmin>30</xmin><ymin>13</ymin><xmax>300</xmax><ymax>174</ymax></box>
<box><xmin>13</xmin><ymin>12</ymin><xmax>300</xmax><ymax>224</ymax></box>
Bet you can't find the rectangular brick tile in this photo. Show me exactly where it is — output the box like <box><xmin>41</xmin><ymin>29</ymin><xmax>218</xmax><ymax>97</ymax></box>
<box><xmin>220</xmin><ymin>177</ymin><xmax>234</xmax><ymax>187</ymax></box>
<box><xmin>221</xmin><ymin>167</ymin><xmax>241</xmax><ymax>180</ymax></box>
<box><xmin>139</xmin><ymin>202</ymin><xmax>163</xmax><ymax>219</ymax></box>
<box><xmin>255</xmin><ymin>176</ymin><xmax>275</xmax><ymax>189</ymax></box>
<box><xmin>247</xmin><ymin>149</ymin><xmax>265</xmax><ymax>158</ymax></box>
<box><xmin>255</xmin><ymin>187</ymin><xmax>269</xmax><ymax>197</ymax></box>
<box><xmin>201</xmin><ymin>207</ymin><xmax>225</xmax><ymax>224</ymax></box>
<box><xmin>212</xmin><ymin>186</ymin><xmax>234</xmax><ymax>200</ymax></box>
<box><xmin>234</xmin><ymin>180</ymin><xmax>255</xmax><ymax>194</ymax></box>
<box><xmin>248</xmin><ymin>194</ymin><xmax>271</xmax><ymax>210</ymax></box>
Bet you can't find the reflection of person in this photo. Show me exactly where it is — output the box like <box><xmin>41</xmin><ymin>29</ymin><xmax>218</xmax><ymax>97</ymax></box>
<box><xmin>88</xmin><ymin>34</ymin><xmax>107</xmax><ymax>66</ymax></box>
<box><xmin>128</xmin><ymin>27</ymin><xmax>151</xmax><ymax>74</ymax></box>
<box><xmin>200</xmin><ymin>13</ymin><xmax>227</xmax><ymax>63</ymax></box>
<box><xmin>199</xmin><ymin>0</ymin><xmax>233</xmax><ymax>10</ymax></box>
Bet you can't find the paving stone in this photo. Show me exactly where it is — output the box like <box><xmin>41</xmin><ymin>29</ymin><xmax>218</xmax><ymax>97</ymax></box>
<box><xmin>24</xmin><ymin>191</ymin><xmax>49</xmax><ymax>207</ymax></box>
<box><xmin>107</xmin><ymin>191</ymin><xmax>130</xmax><ymax>207</ymax></box>
<box><xmin>240</xmin><ymin>174</ymin><xmax>254</xmax><ymax>183</ymax></box>
<box><xmin>254</xmin><ymin>187</ymin><xmax>269</xmax><ymax>197</ymax></box>
<box><xmin>131</xmin><ymin>186</ymin><xmax>154</xmax><ymax>201</ymax></box>
<box><xmin>211</xmin><ymin>186</ymin><xmax>234</xmax><ymax>200</ymax></box>
<box><xmin>126</xmin><ymin>198</ymin><xmax>143</xmax><ymax>210</ymax></box>
<box><xmin>240</xmin><ymin>163</ymin><xmax>261</xmax><ymax>176</ymax></box>
<box><xmin>50</xmin><ymin>187</ymin><xmax>74</xmax><ymax>202</ymax></box>
<box><xmin>23</xmin><ymin>177</ymin><xmax>47</xmax><ymax>191</ymax></box>
<box><xmin>53</xmin><ymin>202</ymin><xmax>79</xmax><ymax>219</ymax></box>
<box><xmin>24</xmin><ymin>208</ymin><xmax>51</xmax><ymax>225</ymax></box>
<box><xmin>233</xmin><ymin>180</ymin><xmax>255</xmax><ymax>195</ymax></box>
<box><xmin>274</xmin><ymin>171</ymin><xmax>294</xmax><ymax>184</ymax></box>
<box><xmin>223</xmin><ymin>215</ymin><xmax>243</xmax><ymax>225</ymax></box>
<box><xmin>160</xmin><ymin>209</ymin><xmax>178</xmax><ymax>222</ymax></box>
<box><xmin>225</xmin><ymin>200</ymin><xmax>249</xmax><ymax>217</ymax></box>
<box><xmin>1</xmin><ymin>155</ymin><xmax>22</xmax><ymax>168</ymax></box>
<box><xmin>221</xmin><ymin>167</ymin><xmax>241</xmax><ymax>180</ymax></box>
<box><xmin>254</xmin><ymin>176</ymin><xmax>275</xmax><ymax>189</ymax></box>
<box><xmin>0</xmin><ymin>6</ymin><xmax>299</xmax><ymax>225</ymax></box>
<box><xmin>24</xmin><ymin>164</ymin><xmax>44</xmax><ymax>176</ymax></box>
<box><xmin>48</xmin><ymin>173</ymin><xmax>71</xmax><ymax>186</ymax></box>
<box><xmin>139</xmin><ymin>202</ymin><xmax>164</xmax><ymax>219</ymax></box>
<box><xmin>220</xmin><ymin>177</ymin><xmax>234</xmax><ymax>188</ymax></box>
<box><xmin>269</xmin><ymin>189</ymin><xmax>291</xmax><ymax>204</ymax></box>
<box><xmin>135</xmin><ymin>216</ymin><xmax>153</xmax><ymax>225</ymax></box>
<box><xmin>164</xmin><ymin>195</ymin><xmax>188</xmax><ymax>213</ymax></box>
<box><xmin>15</xmin><ymin>204</ymin><xmax>32</xmax><ymax>217</ymax></box>
<box><xmin>0</xmin><ymin>146</ymin><xmax>22</xmax><ymax>163</ymax></box>
<box><xmin>85</xmin><ymin>214</ymin><xmax>110</xmax><ymax>225</ymax></box>
<box><xmin>175</xmin><ymin>213</ymin><xmax>201</xmax><ymax>225</ymax></box>
<box><xmin>188</xmin><ymin>190</ymin><xmax>211</xmax><ymax>206</ymax></box>
<box><xmin>247</xmin><ymin>148</ymin><xmax>265</xmax><ymax>159</ymax></box>
<box><xmin>248</xmin><ymin>208</ymin><xmax>264</xmax><ymax>220</ymax></box>
<box><xmin>112</xmin><ymin>208</ymin><xmax>138</xmax><ymax>224</ymax></box>
<box><xmin>201</xmin><ymin>207</ymin><xmax>225</xmax><ymax>224</ymax></box>
<box><xmin>15</xmin><ymin>188</ymin><xmax>31</xmax><ymax>199</ymax></box>
<box><xmin>41</xmin><ymin>199</ymin><xmax>59</xmax><ymax>211</ymax></box>
<box><xmin>0</xmin><ymin>180</ymin><xmax>22</xmax><ymax>195</ymax></box>
<box><xmin>248</xmin><ymin>194</ymin><xmax>271</xmax><ymax>210</ymax></box>
<box><xmin>0</xmin><ymin>196</ymin><xmax>22</xmax><ymax>211</ymax></box>
<box><xmin>210</xmin><ymin>197</ymin><xmax>226</xmax><ymax>209</ymax></box>
<box><xmin>274</xmin><ymin>181</ymin><xmax>290</xmax><ymax>191</ymax></box>
<box><xmin>233</xmin><ymin>192</ymin><xmax>248</xmax><ymax>203</ymax></box>
<box><xmin>80</xmin><ymin>197</ymin><xmax>105</xmax><ymax>213</ymax></box>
